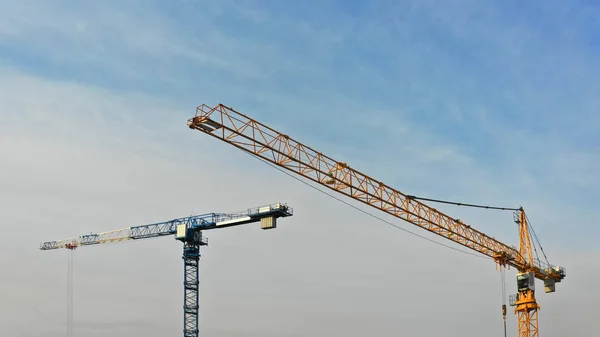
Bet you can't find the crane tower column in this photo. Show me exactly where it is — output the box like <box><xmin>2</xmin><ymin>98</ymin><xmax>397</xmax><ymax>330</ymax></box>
<box><xmin>515</xmin><ymin>290</ymin><xmax>539</xmax><ymax>337</ymax></box>
<box><xmin>178</xmin><ymin>226</ymin><xmax>208</xmax><ymax>337</ymax></box>
<box><xmin>514</xmin><ymin>208</ymin><xmax>540</xmax><ymax>337</ymax></box>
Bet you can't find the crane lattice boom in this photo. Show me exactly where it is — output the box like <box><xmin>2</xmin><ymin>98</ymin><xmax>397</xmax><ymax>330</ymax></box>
<box><xmin>41</xmin><ymin>203</ymin><xmax>291</xmax><ymax>250</ymax></box>
<box><xmin>187</xmin><ymin>104</ymin><xmax>564</xmax><ymax>281</ymax></box>
<box><xmin>188</xmin><ymin>103</ymin><xmax>567</xmax><ymax>337</ymax></box>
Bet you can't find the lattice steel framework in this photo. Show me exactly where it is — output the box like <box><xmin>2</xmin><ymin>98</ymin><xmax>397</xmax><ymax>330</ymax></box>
<box><xmin>188</xmin><ymin>103</ymin><xmax>567</xmax><ymax>337</ymax></box>
<box><xmin>183</xmin><ymin>239</ymin><xmax>204</xmax><ymax>337</ymax></box>
<box><xmin>40</xmin><ymin>203</ymin><xmax>293</xmax><ymax>337</ymax></box>
<box><xmin>516</xmin><ymin>290</ymin><xmax>540</xmax><ymax>337</ymax></box>
<box><xmin>40</xmin><ymin>206</ymin><xmax>290</xmax><ymax>251</ymax></box>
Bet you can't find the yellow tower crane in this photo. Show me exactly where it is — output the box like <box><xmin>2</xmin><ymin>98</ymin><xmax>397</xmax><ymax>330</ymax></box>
<box><xmin>187</xmin><ymin>103</ymin><xmax>566</xmax><ymax>337</ymax></box>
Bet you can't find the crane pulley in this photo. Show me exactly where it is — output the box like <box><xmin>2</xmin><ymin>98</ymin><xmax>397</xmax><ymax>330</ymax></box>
<box><xmin>188</xmin><ymin>103</ymin><xmax>566</xmax><ymax>337</ymax></box>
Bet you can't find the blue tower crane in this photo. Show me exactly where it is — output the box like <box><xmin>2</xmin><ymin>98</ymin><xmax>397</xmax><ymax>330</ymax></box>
<box><xmin>40</xmin><ymin>202</ymin><xmax>293</xmax><ymax>337</ymax></box>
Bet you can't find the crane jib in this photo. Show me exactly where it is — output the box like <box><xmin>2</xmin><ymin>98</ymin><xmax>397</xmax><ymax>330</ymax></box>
<box><xmin>187</xmin><ymin>103</ymin><xmax>565</xmax><ymax>285</ymax></box>
<box><xmin>188</xmin><ymin>102</ymin><xmax>567</xmax><ymax>337</ymax></box>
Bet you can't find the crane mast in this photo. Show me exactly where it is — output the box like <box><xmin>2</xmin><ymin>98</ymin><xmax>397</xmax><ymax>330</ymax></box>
<box><xmin>188</xmin><ymin>103</ymin><xmax>566</xmax><ymax>337</ymax></box>
<box><xmin>513</xmin><ymin>210</ymin><xmax>541</xmax><ymax>337</ymax></box>
<box><xmin>41</xmin><ymin>202</ymin><xmax>293</xmax><ymax>337</ymax></box>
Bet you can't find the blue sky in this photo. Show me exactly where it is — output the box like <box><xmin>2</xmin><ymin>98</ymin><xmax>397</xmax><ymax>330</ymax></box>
<box><xmin>1</xmin><ymin>1</ymin><xmax>599</xmax><ymax>336</ymax></box>
<box><xmin>4</xmin><ymin>0</ymin><xmax>598</xmax><ymax>174</ymax></box>
<box><xmin>12</xmin><ymin>0</ymin><xmax>597</xmax><ymax>242</ymax></box>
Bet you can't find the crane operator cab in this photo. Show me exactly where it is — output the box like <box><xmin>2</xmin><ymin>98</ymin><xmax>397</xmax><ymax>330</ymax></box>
<box><xmin>517</xmin><ymin>272</ymin><xmax>535</xmax><ymax>292</ymax></box>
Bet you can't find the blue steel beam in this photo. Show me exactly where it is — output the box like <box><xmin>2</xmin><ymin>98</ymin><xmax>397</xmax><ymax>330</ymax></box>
<box><xmin>39</xmin><ymin>203</ymin><xmax>293</xmax><ymax>250</ymax></box>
